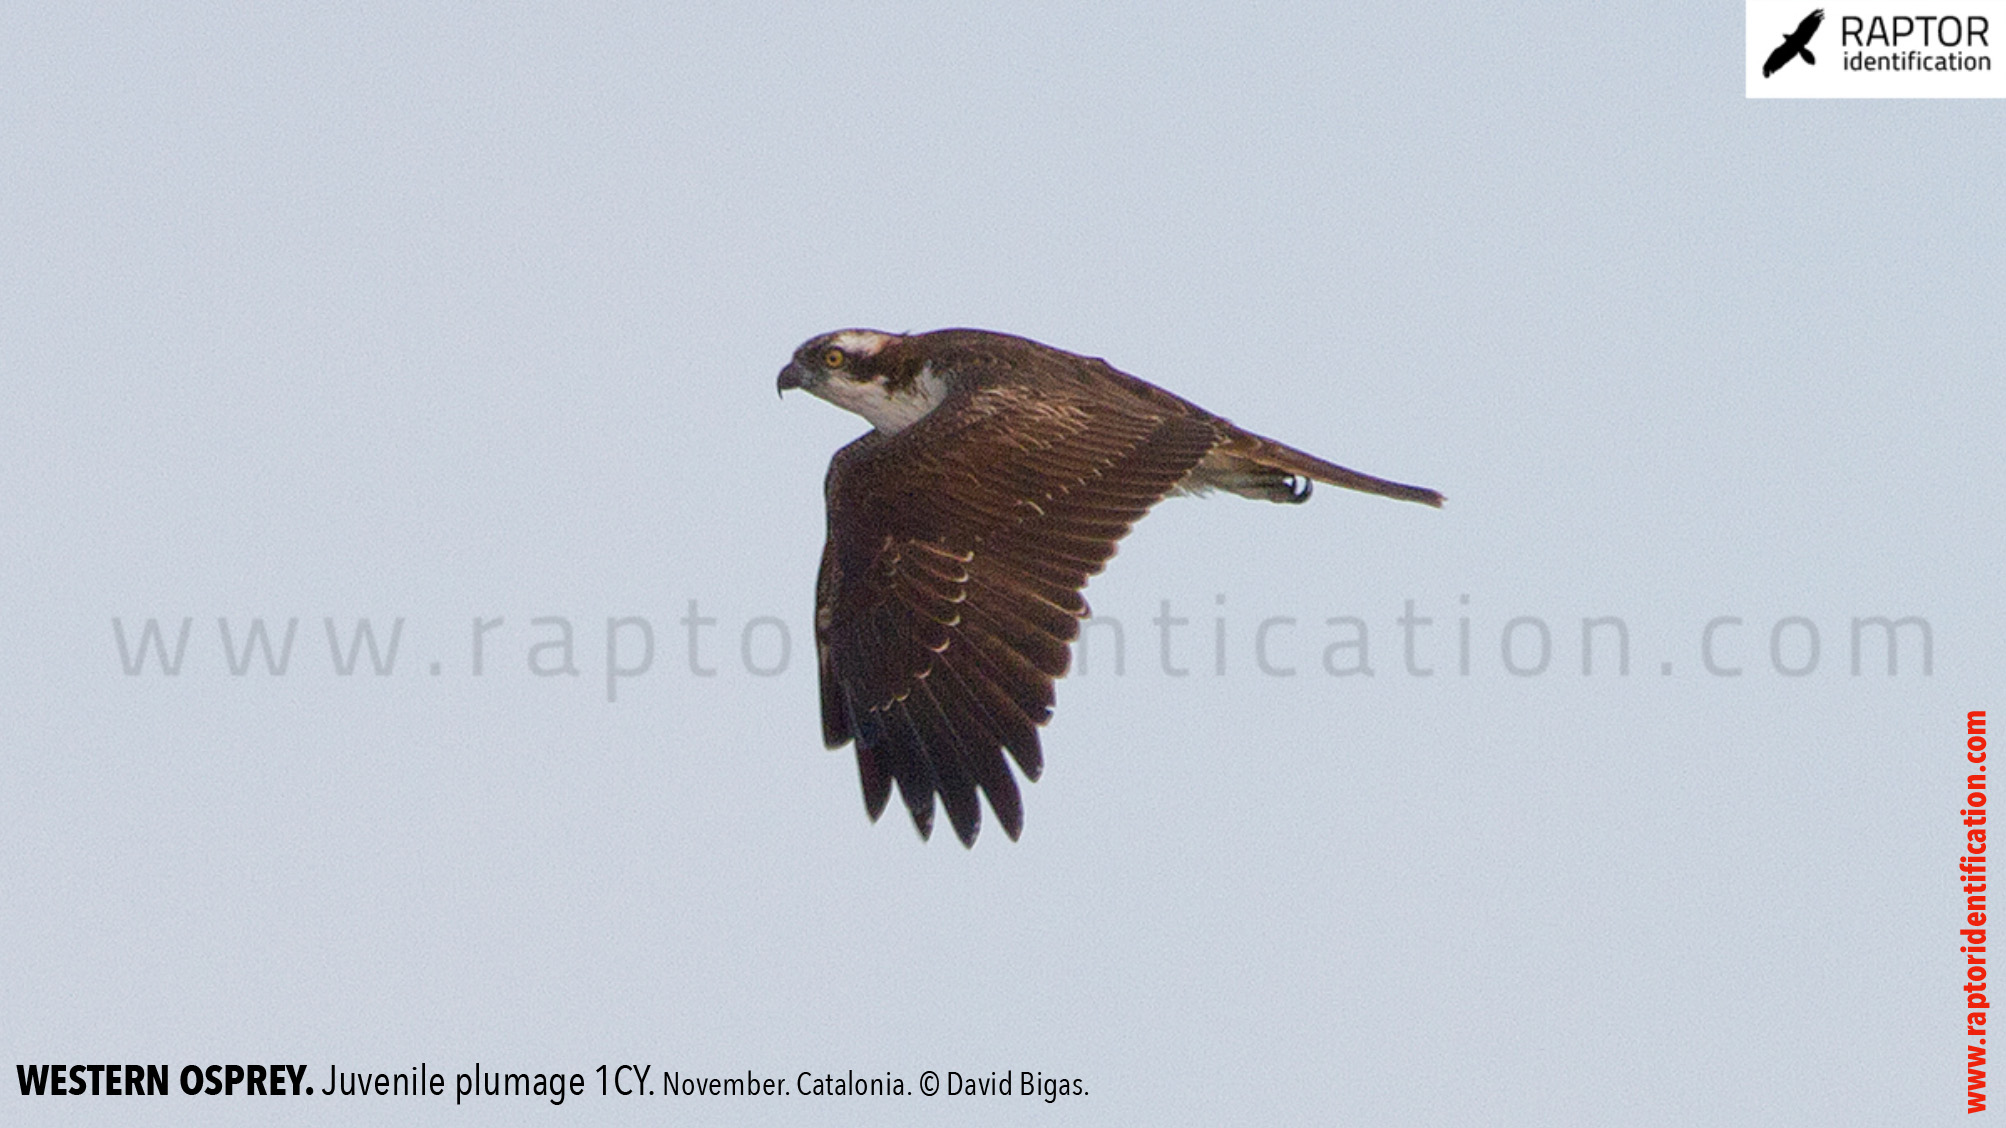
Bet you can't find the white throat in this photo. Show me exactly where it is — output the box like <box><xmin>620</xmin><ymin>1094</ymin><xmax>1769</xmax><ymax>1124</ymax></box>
<box><xmin>815</xmin><ymin>362</ymin><xmax>950</xmax><ymax>435</ymax></box>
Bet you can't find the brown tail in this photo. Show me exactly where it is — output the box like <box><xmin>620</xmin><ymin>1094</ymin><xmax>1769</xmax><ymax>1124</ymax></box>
<box><xmin>1201</xmin><ymin>429</ymin><xmax>1445</xmax><ymax>508</ymax></box>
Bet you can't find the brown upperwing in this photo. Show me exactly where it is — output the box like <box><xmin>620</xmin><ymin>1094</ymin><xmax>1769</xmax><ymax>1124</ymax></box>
<box><xmin>815</xmin><ymin>376</ymin><xmax>1221</xmax><ymax>845</ymax></box>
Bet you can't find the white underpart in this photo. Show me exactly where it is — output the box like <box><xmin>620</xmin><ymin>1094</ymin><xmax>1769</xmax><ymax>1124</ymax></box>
<box><xmin>813</xmin><ymin>361</ymin><xmax>951</xmax><ymax>435</ymax></box>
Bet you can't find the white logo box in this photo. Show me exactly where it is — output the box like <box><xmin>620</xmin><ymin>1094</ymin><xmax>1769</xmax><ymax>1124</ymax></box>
<box><xmin>1747</xmin><ymin>0</ymin><xmax>2006</xmax><ymax>97</ymax></box>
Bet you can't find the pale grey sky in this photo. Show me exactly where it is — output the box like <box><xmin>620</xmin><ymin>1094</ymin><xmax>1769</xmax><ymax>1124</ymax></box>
<box><xmin>3</xmin><ymin>4</ymin><xmax>1998</xmax><ymax>1124</ymax></box>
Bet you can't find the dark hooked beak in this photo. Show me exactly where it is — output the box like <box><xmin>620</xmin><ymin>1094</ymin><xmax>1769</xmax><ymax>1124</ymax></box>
<box><xmin>776</xmin><ymin>361</ymin><xmax>807</xmax><ymax>397</ymax></box>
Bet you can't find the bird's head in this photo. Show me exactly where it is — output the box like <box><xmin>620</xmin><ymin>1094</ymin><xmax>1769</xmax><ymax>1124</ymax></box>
<box><xmin>777</xmin><ymin>329</ymin><xmax>951</xmax><ymax>434</ymax></box>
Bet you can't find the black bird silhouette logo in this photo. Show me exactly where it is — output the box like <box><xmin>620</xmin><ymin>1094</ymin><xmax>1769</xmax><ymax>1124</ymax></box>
<box><xmin>1764</xmin><ymin>9</ymin><xmax>1825</xmax><ymax>77</ymax></box>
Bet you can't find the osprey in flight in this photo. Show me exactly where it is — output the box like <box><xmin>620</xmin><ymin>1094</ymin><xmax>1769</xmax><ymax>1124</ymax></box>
<box><xmin>1762</xmin><ymin>9</ymin><xmax>1824</xmax><ymax>77</ymax></box>
<box><xmin>778</xmin><ymin>328</ymin><xmax>1441</xmax><ymax>845</ymax></box>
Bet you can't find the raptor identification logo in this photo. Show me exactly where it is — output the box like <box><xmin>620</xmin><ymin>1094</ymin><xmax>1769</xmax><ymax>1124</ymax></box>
<box><xmin>1746</xmin><ymin>0</ymin><xmax>2006</xmax><ymax>95</ymax></box>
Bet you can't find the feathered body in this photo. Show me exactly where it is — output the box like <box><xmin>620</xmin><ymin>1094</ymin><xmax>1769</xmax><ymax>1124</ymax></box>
<box><xmin>778</xmin><ymin>328</ymin><xmax>1440</xmax><ymax>845</ymax></box>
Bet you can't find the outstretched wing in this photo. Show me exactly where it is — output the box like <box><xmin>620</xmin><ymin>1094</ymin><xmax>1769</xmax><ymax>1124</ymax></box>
<box><xmin>1795</xmin><ymin>9</ymin><xmax>1824</xmax><ymax>41</ymax></box>
<box><xmin>815</xmin><ymin>381</ymin><xmax>1221</xmax><ymax>845</ymax></box>
<box><xmin>1763</xmin><ymin>38</ymin><xmax>1797</xmax><ymax>77</ymax></box>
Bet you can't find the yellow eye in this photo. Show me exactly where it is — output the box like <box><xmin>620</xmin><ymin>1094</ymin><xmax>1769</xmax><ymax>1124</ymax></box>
<box><xmin>821</xmin><ymin>347</ymin><xmax>847</xmax><ymax>369</ymax></box>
